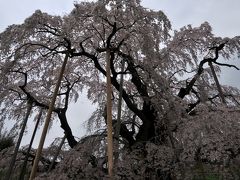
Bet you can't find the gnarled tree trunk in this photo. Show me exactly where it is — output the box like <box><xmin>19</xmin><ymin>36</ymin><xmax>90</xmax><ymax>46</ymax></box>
<box><xmin>57</xmin><ymin>109</ymin><xmax>77</xmax><ymax>148</ymax></box>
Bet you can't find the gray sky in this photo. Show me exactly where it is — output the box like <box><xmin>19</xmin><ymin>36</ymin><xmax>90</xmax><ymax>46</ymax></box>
<box><xmin>0</xmin><ymin>0</ymin><xmax>240</xmax><ymax>147</ymax></box>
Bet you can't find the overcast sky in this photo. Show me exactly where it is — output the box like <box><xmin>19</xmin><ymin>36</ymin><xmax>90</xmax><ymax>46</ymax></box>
<box><xmin>0</xmin><ymin>0</ymin><xmax>240</xmax><ymax>147</ymax></box>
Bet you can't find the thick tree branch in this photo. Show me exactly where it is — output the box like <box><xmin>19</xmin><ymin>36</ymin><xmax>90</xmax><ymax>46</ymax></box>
<box><xmin>11</xmin><ymin>70</ymin><xmax>77</xmax><ymax>148</ymax></box>
<box><xmin>214</xmin><ymin>61</ymin><xmax>239</xmax><ymax>70</ymax></box>
<box><xmin>178</xmin><ymin>42</ymin><xmax>226</xmax><ymax>99</ymax></box>
<box><xmin>117</xmin><ymin>51</ymin><xmax>149</xmax><ymax>98</ymax></box>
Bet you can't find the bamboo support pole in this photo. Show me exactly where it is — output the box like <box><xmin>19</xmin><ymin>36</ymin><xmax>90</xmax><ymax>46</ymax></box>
<box><xmin>29</xmin><ymin>53</ymin><xmax>69</xmax><ymax>180</ymax></box>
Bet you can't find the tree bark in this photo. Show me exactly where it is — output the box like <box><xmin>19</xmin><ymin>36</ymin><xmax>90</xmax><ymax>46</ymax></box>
<box><xmin>136</xmin><ymin>102</ymin><xmax>156</xmax><ymax>142</ymax></box>
<box><xmin>57</xmin><ymin>110</ymin><xmax>77</xmax><ymax>148</ymax></box>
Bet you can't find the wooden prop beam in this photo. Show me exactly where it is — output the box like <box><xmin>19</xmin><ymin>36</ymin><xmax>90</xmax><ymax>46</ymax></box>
<box><xmin>106</xmin><ymin>50</ymin><xmax>113</xmax><ymax>177</ymax></box>
<box><xmin>29</xmin><ymin>53</ymin><xmax>69</xmax><ymax>179</ymax></box>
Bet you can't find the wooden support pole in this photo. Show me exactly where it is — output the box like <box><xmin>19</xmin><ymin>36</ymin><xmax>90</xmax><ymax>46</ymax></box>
<box><xmin>29</xmin><ymin>53</ymin><xmax>69</xmax><ymax>180</ymax></box>
<box><xmin>106</xmin><ymin>50</ymin><xmax>113</xmax><ymax>178</ymax></box>
<box><xmin>115</xmin><ymin>59</ymin><xmax>125</xmax><ymax>140</ymax></box>
<box><xmin>5</xmin><ymin>100</ymin><xmax>33</xmax><ymax>180</ymax></box>
<box><xmin>208</xmin><ymin>62</ymin><xmax>226</xmax><ymax>104</ymax></box>
<box><xmin>19</xmin><ymin>109</ymin><xmax>43</xmax><ymax>180</ymax></box>
<box><xmin>114</xmin><ymin>59</ymin><xmax>125</xmax><ymax>164</ymax></box>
